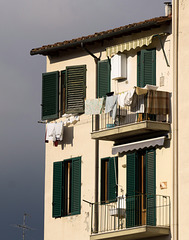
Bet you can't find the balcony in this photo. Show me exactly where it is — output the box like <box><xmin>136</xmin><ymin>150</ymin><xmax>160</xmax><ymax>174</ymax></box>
<box><xmin>91</xmin><ymin>91</ymin><xmax>171</xmax><ymax>142</ymax></box>
<box><xmin>90</xmin><ymin>195</ymin><xmax>170</xmax><ymax>240</ymax></box>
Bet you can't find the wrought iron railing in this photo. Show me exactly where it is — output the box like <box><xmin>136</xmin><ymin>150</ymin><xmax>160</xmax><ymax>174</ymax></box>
<box><xmin>89</xmin><ymin>194</ymin><xmax>170</xmax><ymax>234</ymax></box>
<box><xmin>92</xmin><ymin>100</ymin><xmax>170</xmax><ymax>132</ymax></box>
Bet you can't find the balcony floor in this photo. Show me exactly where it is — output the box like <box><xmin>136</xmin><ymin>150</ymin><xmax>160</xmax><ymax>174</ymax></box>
<box><xmin>91</xmin><ymin>120</ymin><xmax>170</xmax><ymax>141</ymax></box>
<box><xmin>90</xmin><ymin>225</ymin><xmax>170</xmax><ymax>240</ymax></box>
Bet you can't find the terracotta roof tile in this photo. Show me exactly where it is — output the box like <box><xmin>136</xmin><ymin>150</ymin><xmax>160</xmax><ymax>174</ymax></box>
<box><xmin>30</xmin><ymin>15</ymin><xmax>171</xmax><ymax>56</ymax></box>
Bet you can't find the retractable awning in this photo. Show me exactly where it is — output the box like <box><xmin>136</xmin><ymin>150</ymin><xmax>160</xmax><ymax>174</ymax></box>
<box><xmin>112</xmin><ymin>136</ymin><xmax>165</xmax><ymax>155</ymax></box>
<box><xmin>106</xmin><ymin>33</ymin><xmax>168</xmax><ymax>57</ymax></box>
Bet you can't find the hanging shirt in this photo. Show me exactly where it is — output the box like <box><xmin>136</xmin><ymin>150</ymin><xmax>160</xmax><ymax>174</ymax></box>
<box><xmin>124</xmin><ymin>88</ymin><xmax>135</xmax><ymax>106</ymax></box>
<box><xmin>105</xmin><ymin>95</ymin><xmax>118</xmax><ymax>120</ymax></box>
<box><xmin>118</xmin><ymin>92</ymin><xmax>127</xmax><ymax>108</ymax></box>
<box><xmin>131</xmin><ymin>93</ymin><xmax>145</xmax><ymax>113</ymax></box>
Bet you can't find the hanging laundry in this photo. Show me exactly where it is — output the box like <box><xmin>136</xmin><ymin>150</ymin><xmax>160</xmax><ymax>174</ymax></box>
<box><xmin>46</xmin><ymin>122</ymin><xmax>56</xmax><ymax>141</ymax></box>
<box><xmin>54</xmin><ymin>122</ymin><xmax>64</xmax><ymax>141</ymax></box>
<box><xmin>135</xmin><ymin>87</ymin><xmax>148</xmax><ymax>96</ymax></box>
<box><xmin>105</xmin><ymin>95</ymin><xmax>118</xmax><ymax>120</ymax></box>
<box><xmin>46</xmin><ymin>122</ymin><xmax>64</xmax><ymax>142</ymax></box>
<box><xmin>85</xmin><ymin>98</ymin><xmax>104</xmax><ymax>115</ymax></box>
<box><xmin>146</xmin><ymin>90</ymin><xmax>170</xmax><ymax>115</ymax></box>
<box><xmin>124</xmin><ymin>88</ymin><xmax>135</xmax><ymax>106</ymax></box>
<box><xmin>131</xmin><ymin>93</ymin><xmax>145</xmax><ymax>113</ymax></box>
<box><xmin>117</xmin><ymin>89</ymin><xmax>135</xmax><ymax>108</ymax></box>
<box><xmin>118</xmin><ymin>92</ymin><xmax>127</xmax><ymax>108</ymax></box>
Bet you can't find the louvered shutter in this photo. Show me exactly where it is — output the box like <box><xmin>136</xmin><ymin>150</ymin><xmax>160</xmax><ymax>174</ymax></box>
<box><xmin>137</xmin><ymin>49</ymin><xmax>156</xmax><ymax>87</ymax></box>
<box><xmin>71</xmin><ymin>157</ymin><xmax>81</xmax><ymax>215</ymax></box>
<box><xmin>146</xmin><ymin>149</ymin><xmax>156</xmax><ymax>226</ymax></box>
<box><xmin>52</xmin><ymin>162</ymin><xmax>63</xmax><ymax>218</ymax></box>
<box><xmin>65</xmin><ymin>65</ymin><xmax>86</xmax><ymax>114</ymax></box>
<box><xmin>42</xmin><ymin>71</ymin><xmax>59</xmax><ymax>120</ymax></box>
<box><xmin>126</xmin><ymin>153</ymin><xmax>136</xmax><ymax>228</ymax></box>
<box><xmin>108</xmin><ymin>157</ymin><xmax>118</xmax><ymax>202</ymax></box>
<box><xmin>61</xmin><ymin>70</ymin><xmax>66</xmax><ymax>115</ymax></box>
<box><xmin>137</xmin><ymin>52</ymin><xmax>143</xmax><ymax>87</ymax></box>
<box><xmin>98</xmin><ymin>60</ymin><xmax>110</xmax><ymax>97</ymax></box>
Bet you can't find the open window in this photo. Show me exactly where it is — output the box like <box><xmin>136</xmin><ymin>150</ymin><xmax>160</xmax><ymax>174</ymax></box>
<box><xmin>52</xmin><ymin>157</ymin><xmax>81</xmax><ymax>218</ymax></box>
<box><xmin>42</xmin><ymin>65</ymin><xmax>86</xmax><ymax>120</ymax></box>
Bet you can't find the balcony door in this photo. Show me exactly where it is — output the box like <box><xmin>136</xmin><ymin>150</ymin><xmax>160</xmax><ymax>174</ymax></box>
<box><xmin>126</xmin><ymin>149</ymin><xmax>156</xmax><ymax>228</ymax></box>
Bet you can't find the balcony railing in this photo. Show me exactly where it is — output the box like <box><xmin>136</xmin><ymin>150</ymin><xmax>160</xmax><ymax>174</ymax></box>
<box><xmin>90</xmin><ymin>194</ymin><xmax>170</xmax><ymax>235</ymax></box>
<box><xmin>92</xmin><ymin>106</ymin><xmax>170</xmax><ymax>132</ymax></box>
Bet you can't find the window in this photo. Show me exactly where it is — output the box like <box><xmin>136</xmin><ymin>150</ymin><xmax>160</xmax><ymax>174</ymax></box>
<box><xmin>42</xmin><ymin>65</ymin><xmax>86</xmax><ymax>120</ymax></box>
<box><xmin>126</xmin><ymin>149</ymin><xmax>156</xmax><ymax>227</ymax></box>
<box><xmin>52</xmin><ymin>157</ymin><xmax>81</xmax><ymax>218</ymax></box>
<box><xmin>101</xmin><ymin>157</ymin><xmax>118</xmax><ymax>203</ymax></box>
<box><xmin>137</xmin><ymin>49</ymin><xmax>156</xmax><ymax>87</ymax></box>
<box><xmin>98</xmin><ymin>59</ymin><xmax>111</xmax><ymax>97</ymax></box>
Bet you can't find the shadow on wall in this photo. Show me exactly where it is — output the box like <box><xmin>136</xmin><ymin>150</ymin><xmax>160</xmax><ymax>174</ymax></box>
<box><xmin>148</xmin><ymin>234</ymin><xmax>171</xmax><ymax>240</ymax></box>
<box><xmin>61</xmin><ymin>126</ymin><xmax>74</xmax><ymax>149</ymax></box>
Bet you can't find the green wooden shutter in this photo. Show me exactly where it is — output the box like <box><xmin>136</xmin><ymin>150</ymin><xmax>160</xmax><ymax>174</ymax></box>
<box><xmin>53</xmin><ymin>161</ymin><xmax>63</xmax><ymax>218</ymax></box>
<box><xmin>108</xmin><ymin>157</ymin><xmax>118</xmax><ymax>202</ymax></box>
<box><xmin>65</xmin><ymin>65</ymin><xmax>86</xmax><ymax>114</ymax></box>
<box><xmin>98</xmin><ymin>60</ymin><xmax>110</xmax><ymax>97</ymax></box>
<box><xmin>137</xmin><ymin>52</ymin><xmax>142</xmax><ymax>87</ymax></box>
<box><xmin>137</xmin><ymin>49</ymin><xmax>156</xmax><ymax>87</ymax></box>
<box><xmin>126</xmin><ymin>153</ymin><xmax>136</xmax><ymax>228</ymax></box>
<box><xmin>146</xmin><ymin>149</ymin><xmax>156</xmax><ymax>226</ymax></box>
<box><xmin>61</xmin><ymin>70</ymin><xmax>66</xmax><ymax>115</ymax></box>
<box><xmin>42</xmin><ymin>71</ymin><xmax>59</xmax><ymax>120</ymax></box>
<box><xmin>71</xmin><ymin>157</ymin><xmax>81</xmax><ymax>215</ymax></box>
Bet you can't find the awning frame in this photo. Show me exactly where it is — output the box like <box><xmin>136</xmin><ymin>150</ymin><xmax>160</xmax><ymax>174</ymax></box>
<box><xmin>112</xmin><ymin>136</ymin><xmax>165</xmax><ymax>155</ymax></box>
<box><xmin>106</xmin><ymin>33</ymin><xmax>169</xmax><ymax>66</ymax></box>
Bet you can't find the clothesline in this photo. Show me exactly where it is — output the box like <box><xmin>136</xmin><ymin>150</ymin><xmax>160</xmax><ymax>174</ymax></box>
<box><xmin>85</xmin><ymin>87</ymin><xmax>170</xmax><ymax>116</ymax></box>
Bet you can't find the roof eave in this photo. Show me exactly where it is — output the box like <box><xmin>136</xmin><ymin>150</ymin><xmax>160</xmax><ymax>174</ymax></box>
<box><xmin>30</xmin><ymin>17</ymin><xmax>171</xmax><ymax>56</ymax></box>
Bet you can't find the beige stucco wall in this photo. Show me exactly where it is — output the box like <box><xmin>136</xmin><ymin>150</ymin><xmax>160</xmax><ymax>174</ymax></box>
<box><xmin>178</xmin><ymin>1</ymin><xmax>189</xmax><ymax>239</ymax></box>
<box><xmin>44</xmin><ymin>23</ymin><xmax>173</xmax><ymax>240</ymax></box>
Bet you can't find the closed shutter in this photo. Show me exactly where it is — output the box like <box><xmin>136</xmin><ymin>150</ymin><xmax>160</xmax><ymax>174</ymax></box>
<box><xmin>137</xmin><ymin>49</ymin><xmax>156</xmax><ymax>87</ymax></box>
<box><xmin>52</xmin><ymin>162</ymin><xmax>63</xmax><ymax>218</ymax></box>
<box><xmin>126</xmin><ymin>153</ymin><xmax>136</xmax><ymax>228</ymax></box>
<box><xmin>71</xmin><ymin>157</ymin><xmax>81</xmax><ymax>215</ymax></box>
<box><xmin>98</xmin><ymin>60</ymin><xmax>110</xmax><ymax>97</ymax></box>
<box><xmin>42</xmin><ymin>71</ymin><xmax>59</xmax><ymax>120</ymax></box>
<box><xmin>66</xmin><ymin>65</ymin><xmax>86</xmax><ymax>114</ymax></box>
<box><xmin>146</xmin><ymin>149</ymin><xmax>156</xmax><ymax>226</ymax></box>
<box><xmin>108</xmin><ymin>157</ymin><xmax>118</xmax><ymax>202</ymax></box>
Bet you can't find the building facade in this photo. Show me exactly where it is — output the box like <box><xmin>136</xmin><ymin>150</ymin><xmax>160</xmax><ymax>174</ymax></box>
<box><xmin>30</xmin><ymin>2</ymin><xmax>189</xmax><ymax>240</ymax></box>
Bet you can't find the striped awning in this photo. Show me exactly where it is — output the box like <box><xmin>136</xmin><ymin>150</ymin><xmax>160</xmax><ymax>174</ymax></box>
<box><xmin>106</xmin><ymin>33</ymin><xmax>167</xmax><ymax>57</ymax></box>
<box><xmin>112</xmin><ymin>136</ymin><xmax>165</xmax><ymax>155</ymax></box>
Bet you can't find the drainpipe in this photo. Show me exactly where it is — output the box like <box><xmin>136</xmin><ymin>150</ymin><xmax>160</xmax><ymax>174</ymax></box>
<box><xmin>172</xmin><ymin>1</ymin><xmax>179</xmax><ymax>240</ymax></box>
<box><xmin>81</xmin><ymin>43</ymin><xmax>100</xmax><ymax>233</ymax></box>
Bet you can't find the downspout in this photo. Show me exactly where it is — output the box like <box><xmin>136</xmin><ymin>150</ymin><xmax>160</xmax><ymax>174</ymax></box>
<box><xmin>173</xmin><ymin>1</ymin><xmax>179</xmax><ymax>240</ymax></box>
<box><xmin>81</xmin><ymin>43</ymin><xmax>100</xmax><ymax>233</ymax></box>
